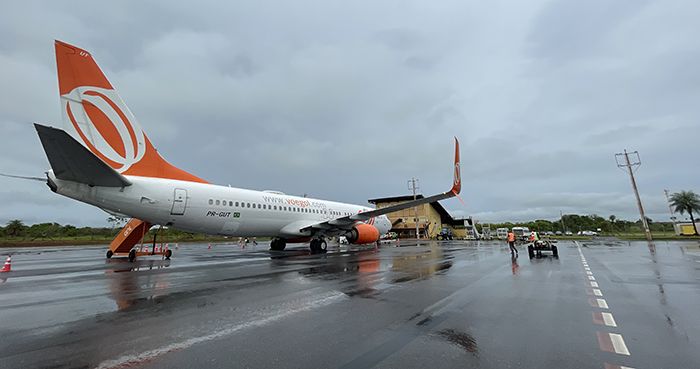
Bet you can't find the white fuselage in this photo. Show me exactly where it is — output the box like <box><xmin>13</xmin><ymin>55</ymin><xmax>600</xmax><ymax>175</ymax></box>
<box><xmin>48</xmin><ymin>171</ymin><xmax>391</xmax><ymax>240</ymax></box>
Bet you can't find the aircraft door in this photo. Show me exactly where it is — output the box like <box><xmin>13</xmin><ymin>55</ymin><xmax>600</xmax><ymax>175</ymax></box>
<box><xmin>171</xmin><ymin>188</ymin><xmax>187</xmax><ymax>215</ymax></box>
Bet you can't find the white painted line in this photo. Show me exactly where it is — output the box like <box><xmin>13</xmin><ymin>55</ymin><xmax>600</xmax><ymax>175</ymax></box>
<box><xmin>610</xmin><ymin>333</ymin><xmax>630</xmax><ymax>355</ymax></box>
<box><xmin>597</xmin><ymin>298</ymin><xmax>609</xmax><ymax>309</ymax></box>
<box><xmin>588</xmin><ymin>275</ymin><xmax>596</xmax><ymax>280</ymax></box>
<box><xmin>602</xmin><ymin>312</ymin><xmax>617</xmax><ymax>327</ymax></box>
<box><xmin>586</xmin><ymin>271</ymin><xmax>593</xmax><ymax>275</ymax></box>
<box><xmin>590</xmin><ymin>281</ymin><xmax>599</xmax><ymax>287</ymax></box>
<box><xmin>95</xmin><ymin>291</ymin><xmax>346</xmax><ymax>369</ymax></box>
<box><xmin>593</xmin><ymin>289</ymin><xmax>603</xmax><ymax>296</ymax></box>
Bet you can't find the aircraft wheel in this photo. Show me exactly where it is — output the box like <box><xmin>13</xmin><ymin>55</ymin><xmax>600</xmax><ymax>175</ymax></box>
<box><xmin>165</xmin><ymin>249</ymin><xmax>172</xmax><ymax>259</ymax></box>
<box><xmin>270</xmin><ymin>238</ymin><xmax>286</xmax><ymax>251</ymax></box>
<box><xmin>320</xmin><ymin>240</ymin><xmax>327</xmax><ymax>253</ymax></box>
<box><xmin>128</xmin><ymin>249</ymin><xmax>136</xmax><ymax>262</ymax></box>
<box><xmin>106</xmin><ymin>250</ymin><xmax>113</xmax><ymax>259</ymax></box>
<box><xmin>527</xmin><ymin>245</ymin><xmax>534</xmax><ymax>259</ymax></box>
<box><xmin>552</xmin><ymin>245</ymin><xmax>558</xmax><ymax>258</ymax></box>
<box><xmin>309</xmin><ymin>239</ymin><xmax>319</xmax><ymax>253</ymax></box>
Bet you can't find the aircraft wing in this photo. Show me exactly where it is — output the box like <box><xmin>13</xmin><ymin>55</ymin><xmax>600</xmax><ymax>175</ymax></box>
<box><xmin>300</xmin><ymin>137</ymin><xmax>461</xmax><ymax>235</ymax></box>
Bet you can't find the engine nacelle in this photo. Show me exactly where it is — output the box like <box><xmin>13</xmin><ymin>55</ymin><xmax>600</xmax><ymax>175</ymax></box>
<box><xmin>344</xmin><ymin>223</ymin><xmax>380</xmax><ymax>244</ymax></box>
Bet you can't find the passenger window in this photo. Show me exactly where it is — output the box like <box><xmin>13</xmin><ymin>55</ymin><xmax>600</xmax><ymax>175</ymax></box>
<box><xmin>258</xmin><ymin>204</ymin><xmax>261</xmax><ymax>209</ymax></box>
<box><xmin>274</xmin><ymin>205</ymin><xmax>277</xmax><ymax>210</ymax></box>
<box><xmin>247</xmin><ymin>203</ymin><xmax>250</xmax><ymax>208</ymax></box>
<box><xmin>209</xmin><ymin>199</ymin><xmax>213</xmax><ymax>205</ymax></box>
<box><xmin>229</xmin><ymin>201</ymin><xmax>232</xmax><ymax>206</ymax></box>
<box><xmin>216</xmin><ymin>200</ymin><xmax>220</xmax><ymax>205</ymax></box>
<box><xmin>235</xmin><ymin>202</ymin><xmax>239</xmax><ymax>207</ymax></box>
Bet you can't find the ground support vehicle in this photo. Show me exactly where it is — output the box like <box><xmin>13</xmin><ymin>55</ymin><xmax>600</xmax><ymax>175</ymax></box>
<box><xmin>527</xmin><ymin>240</ymin><xmax>559</xmax><ymax>259</ymax></box>
<box><xmin>436</xmin><ymin>228</ymin><xmax>454</xmax><ymax>240</ymax></box>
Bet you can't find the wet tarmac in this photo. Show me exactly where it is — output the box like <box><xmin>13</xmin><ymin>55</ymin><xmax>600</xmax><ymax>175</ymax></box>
<box><xmin>1</xmin><ymin>239</ymin><xmax>699</xmax><ymax>369</ymax></box>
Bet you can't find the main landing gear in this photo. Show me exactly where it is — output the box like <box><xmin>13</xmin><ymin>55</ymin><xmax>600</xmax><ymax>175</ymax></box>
<box><xmin>309</xmin><ymin>238</ymin><xmax>327</xmax><ymax>254</ymax></box>
<box><xmin>270</xmin><ymin>238</ymin><xmax>287</xmax><ymax>251</ymax></box>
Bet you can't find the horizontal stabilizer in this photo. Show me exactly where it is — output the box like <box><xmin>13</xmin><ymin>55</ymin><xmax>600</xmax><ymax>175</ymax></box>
<box><xmin>35</xmin><ymin>123</ymin><xmax>131</xmax><ymax>187</ymax></box>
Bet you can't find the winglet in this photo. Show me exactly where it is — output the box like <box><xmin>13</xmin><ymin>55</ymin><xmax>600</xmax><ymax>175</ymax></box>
<box><xmin>450</xmin><ymin>137</ymin><xmax>461</xmax><ymax>195</ymax></box>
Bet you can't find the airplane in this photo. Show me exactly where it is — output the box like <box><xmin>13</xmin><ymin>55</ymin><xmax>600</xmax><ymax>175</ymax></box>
<box><xmin>25</xmin><ymin>40</ymin><xmax>461</xmax><ymax>259</ymax></box>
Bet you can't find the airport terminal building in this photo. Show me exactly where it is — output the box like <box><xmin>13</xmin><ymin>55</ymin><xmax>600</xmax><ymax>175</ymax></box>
<box><xmin>368</xmin><ymin>195</ymin><xmax>468</xmax><ymax>239</ymax></box>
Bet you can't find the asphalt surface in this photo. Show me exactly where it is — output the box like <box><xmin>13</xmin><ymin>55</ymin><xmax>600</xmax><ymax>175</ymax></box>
<box><xmin>1</xmin><ymin>238</ymin><xmax>699</xmax><ymax>369</ymax></box>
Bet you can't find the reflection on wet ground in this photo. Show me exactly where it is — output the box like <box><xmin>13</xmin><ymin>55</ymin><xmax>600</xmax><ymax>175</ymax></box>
<box><xmin>1</xmin><ymin>239</ymin><xmax>700</xmax><ymax>369</ymax></box>
<box><xmin>107</xmin><ymin>259</ymin><xmax>171</xmax><ymax>310</ymax></box>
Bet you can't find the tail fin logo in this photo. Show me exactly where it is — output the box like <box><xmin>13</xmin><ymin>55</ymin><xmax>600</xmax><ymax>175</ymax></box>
<box><xmin>62</xmin><ymin>86</ymin><xmax>146</xmax><ymax>173</ymax></box>
<box><xmin>454</xmin><ymin>162</ymin><xmax>461</xmax><ymax>188</ymax></box>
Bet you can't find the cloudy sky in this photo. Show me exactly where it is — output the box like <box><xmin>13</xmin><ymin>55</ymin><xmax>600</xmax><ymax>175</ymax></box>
<box><xmin>1</xmin><ymin>1</ymin><xmax>698</xmax><ymax>227</ymax></box>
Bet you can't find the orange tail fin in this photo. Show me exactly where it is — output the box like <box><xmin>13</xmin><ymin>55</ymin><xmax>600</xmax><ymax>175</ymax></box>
<box><xmin>55</xmin><ymin>40</ymin><xmax>207</xmax><ymax>183</ymax></box>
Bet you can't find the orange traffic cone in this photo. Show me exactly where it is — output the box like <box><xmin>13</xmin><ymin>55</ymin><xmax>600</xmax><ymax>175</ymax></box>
<box><xmin>0</xmin><ymin>256</ymin><xmax>11</xmax><ymax>273</ymax></box>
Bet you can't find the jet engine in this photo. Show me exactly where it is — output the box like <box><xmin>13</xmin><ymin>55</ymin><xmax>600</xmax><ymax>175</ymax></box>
<box><xmin>344</xmin><ymin>223</ymin><xmax>380</xmax><ymax>244</ymax></box>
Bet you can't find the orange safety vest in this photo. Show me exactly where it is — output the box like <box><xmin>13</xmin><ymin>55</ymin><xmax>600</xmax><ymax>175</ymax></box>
<box><xmin>507</xmin><ymin>232</ymin><xmax>515</xmax><ymax>242</ymax></box>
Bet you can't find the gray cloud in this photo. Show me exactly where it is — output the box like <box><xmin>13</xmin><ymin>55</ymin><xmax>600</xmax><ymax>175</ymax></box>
<box><xmin>0</xmin><ymin>1</ymin><xmax>698</xmax><ymax>227</ymax></box>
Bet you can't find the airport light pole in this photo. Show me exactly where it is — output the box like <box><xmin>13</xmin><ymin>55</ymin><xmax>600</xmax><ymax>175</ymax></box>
<box><xmin>408</xmin><ymin>177</ymin><xmax>420</xmax><ymax>239</ymax></box>
<box><xmin>615</xmin><ymin>150</ymin><xmax>652</xmax><ymax>242</ymax></box>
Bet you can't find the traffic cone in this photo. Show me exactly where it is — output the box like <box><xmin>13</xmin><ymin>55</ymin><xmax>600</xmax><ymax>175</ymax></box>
<box><xmin>0</xmin><ymin>256</ymin><xmax>11</xmax><ymax>273</ymax></box>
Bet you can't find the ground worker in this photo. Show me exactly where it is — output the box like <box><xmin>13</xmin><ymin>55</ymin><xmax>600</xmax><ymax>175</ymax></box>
<box><xmin>507</xmin><ymin>231</ymin><xmax>517</xmax><ymax>255</ymax></box>
<box><xmin>529</xmin><ymin>231</ymin><xmax>539</xmax><ymax>243</ymax></box>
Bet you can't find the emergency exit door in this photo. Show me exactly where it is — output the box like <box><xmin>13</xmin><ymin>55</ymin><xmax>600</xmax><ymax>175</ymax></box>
<box><xmin>171</xmin><ymin>188</ymin><xmax>188</xmax><ymax>215</ymax></box>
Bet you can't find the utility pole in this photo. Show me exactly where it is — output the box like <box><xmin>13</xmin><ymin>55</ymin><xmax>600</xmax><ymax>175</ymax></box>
<box><xmin>559</xmin><ymin>210</ymin><xmax>566</xmax><ymax>233</ymax></box>
<box><xmin>615</xmin><ymin>150</ymin><xmax>652</xmax><ymax>242</ymax></box>
<box><xmin>664</xmin><ymin>189</ymin><xmax>677</xmax><ymax>224</ymax></box>
<box><xmin>407</xmin><ymin>177</ymin><xmax>420</xmax><ymax>239</ymax></box>
<box><xmin>664</xmin><ymin>189</ymin><xmax>677</xmax><ymax>235</ymax></box>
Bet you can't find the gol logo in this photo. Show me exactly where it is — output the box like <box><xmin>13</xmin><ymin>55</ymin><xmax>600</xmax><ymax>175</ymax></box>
<box><xmin>454</xmin><ymin>162</ymin><xmax>461</xmax><ymax>187</ymax></box>
<box><xmin>62</xmin><ymin>86</ymin><xmax>146</xmax><ymax>173</ymax></box>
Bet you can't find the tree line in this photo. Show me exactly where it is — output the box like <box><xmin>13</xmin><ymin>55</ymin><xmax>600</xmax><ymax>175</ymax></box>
<box><xmin>484</xmin><ymin>214</ymin><xmax>674</xmax><ymax>234</ymax></box>
<box><xmin>0</xmin><ymin>219</ymin><xmax>205</xmax><ymax>240</ymax></box>
<box><xmin>486</xmin><ymin>190</ymin><xmax>700</xmax><ymax>235</ymax></box>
